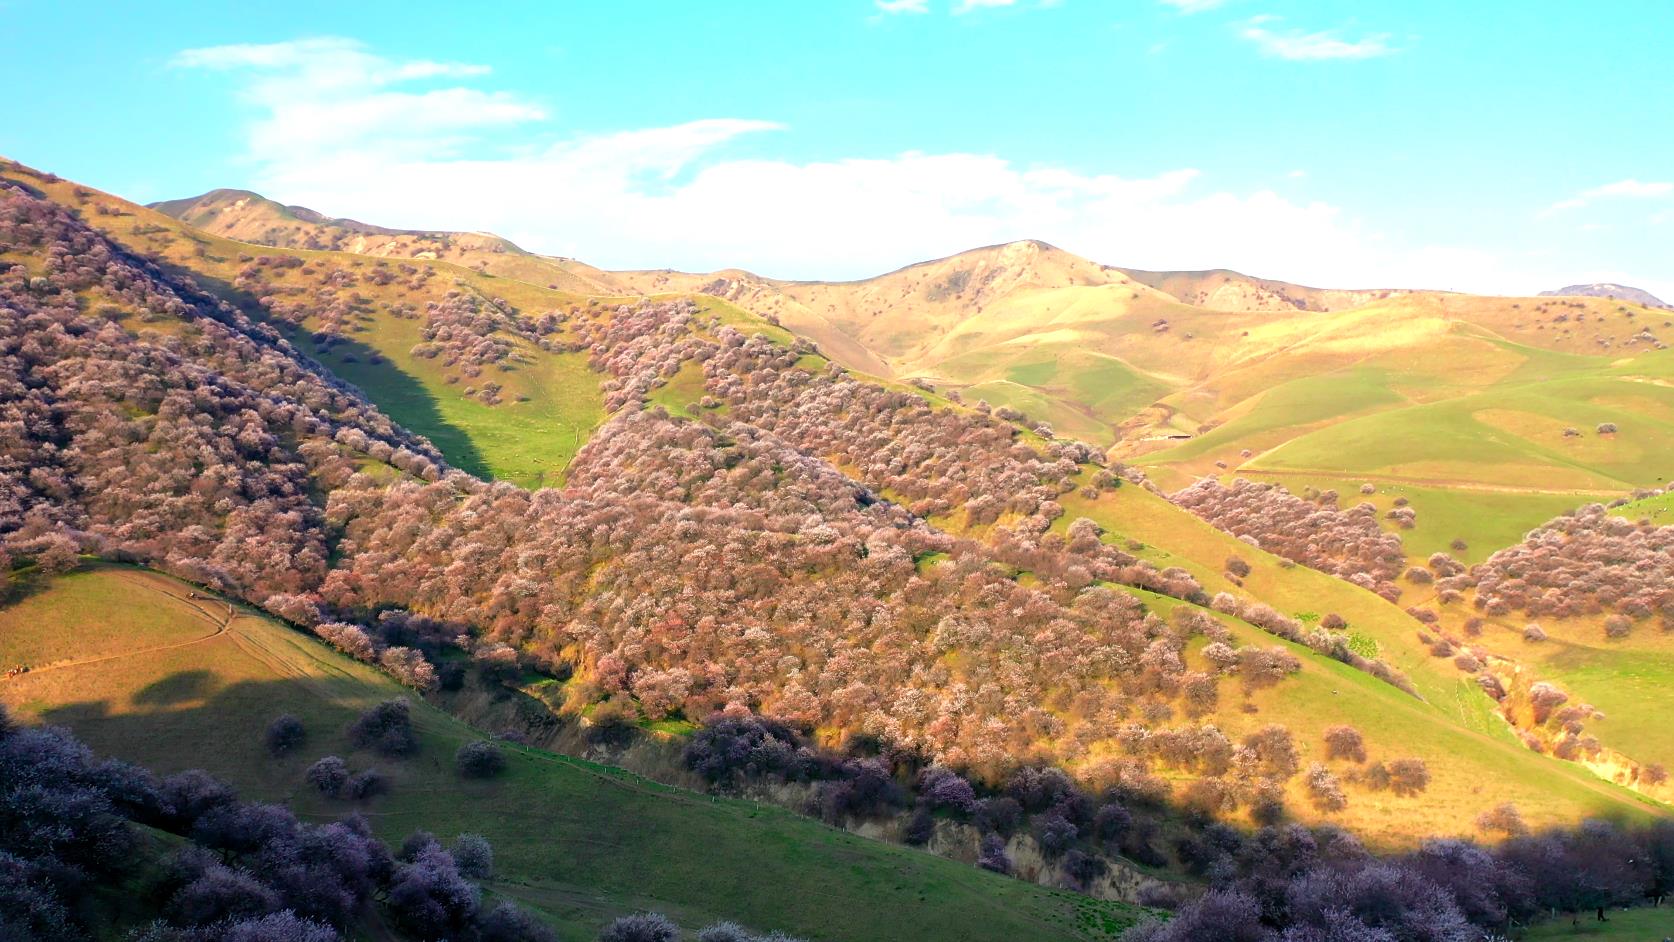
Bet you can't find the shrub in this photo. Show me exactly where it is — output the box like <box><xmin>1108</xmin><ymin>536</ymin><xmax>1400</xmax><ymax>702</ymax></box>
<box><xmin>455</xmin><ymin>741</ymin><xmax>507</xmax><ymax>779</ymax></box>
<box><xmin>452</xmin><ymin>833</ymin><xmax>493</xmax><ymax>879</ymax></box>
<box><xmin>348</xmin><ymin>700</ymin><xmax>418</xmax><ymax>758</ymax></box>
<box><xmin>479</xmin><ymin>902</ymin><xmax>559</xmax><ymax>942</ymax></box>
<box><xmin>1475</xmin><ymin>802</ymin><xmax>1528</xmax><ymax>837</ymax></box>
<box><xmin>1322</xmin><ymin>725</ymin><xmax>1367</xmax><ymax>763</ymax></box>
<box><xmin>599</xmin><ymin>912</ymin><xmax>679</xmax><ymax>942</ymax></box>
<box><xmin>977</xmin><ymin>833</ymin><xmax>1012</xmax><ymax>874</ymax></box>
<box><xmin>1386</xmin><ymin>757</ymin><xmax>1430</xmax><ymax>796</ymax></box>
<box><xmin>343</xmin><ymin>769</ymin><xmax>387</xmax><ymax>800</ymax></box>
<box><xmin>305</xmin><ymin>757</ymin><xmax>349</xmax><ymax>798</ymax></box>
<box><xmin>264</xmin><ymin>715</ymin><xmax>305</xmax><ymax>757</ymax></box>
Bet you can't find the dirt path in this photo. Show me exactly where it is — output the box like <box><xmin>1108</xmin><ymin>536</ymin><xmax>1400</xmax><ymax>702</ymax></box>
<box><xmin>7</xmin><ymin>571</ymin><xmax>233</xmax><ymax>678</ymax></box>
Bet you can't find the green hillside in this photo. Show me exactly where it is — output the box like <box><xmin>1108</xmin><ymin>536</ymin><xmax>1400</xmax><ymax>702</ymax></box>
<box><xmin>0</xmin><ymin>566</ymin><xmax>1147</xmax><ymax>942</ymax></box>
<box><xmin>15</xmin><ymin>170</ymin><xmax>609</xmax><ymax>489</ymax></box>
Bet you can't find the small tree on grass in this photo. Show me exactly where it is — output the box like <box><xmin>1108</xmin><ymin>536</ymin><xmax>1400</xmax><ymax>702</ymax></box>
<box><xmin>479</xmin><ymin>901</ymin><xmax>558</xmax><ymax>942</ymax></box>
<box><xmin>264</xmin><ymin>715</ymin><xmax>305</xmax><ymax>757</ymax></box>
<box><xmin>977</xmin><ymin>833</ymin><xmax>1013</xmax><ymax>874</ymax></box>
<box><xmin>452</xmin><ymin>833</ymin><xmax>493</xmax><ymax>879</ymax></box>
<box><xmin>1387</xmin><ymin>757</ymin><xmax>1431</xmax><ymax>796</ymax></box>
<box><xmin>348</xmin><ymin>699</ymin><xmax>418</xmax><ymax>757</ymax></box>
<box><xmin>305</xmin><ymin>756</ymin><xmax>349</xmax><ymax>798</ymax></box>
<box><xmin>1476</xmin><ymin>802</ymin><xmax>1528</xmax><ymax>837</ymax></box>
<box><xmin>456</xmin><ymin>740</ymin><xmax>506</xmax><ymax>779</ymax></box>
<box><xmin>599</xmin><ymin>912</ymin><xmax>679</xmax><ymax>942</ymax></box>
<box><xmin>1322</xmin><ymin>725</ymin><xmax>1367</xmax><ymax>763</ymax></box>
<box><xmin>343</xmin><ymin>769</ymin><xmax>387</xmax><ymax>800</ymax></box>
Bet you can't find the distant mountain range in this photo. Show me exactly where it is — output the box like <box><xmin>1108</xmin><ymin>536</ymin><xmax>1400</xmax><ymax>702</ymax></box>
<box><xmin>1540</xmin><ymin>282</ymin><xmax>1670</xmax><ymax>309</ymax></box>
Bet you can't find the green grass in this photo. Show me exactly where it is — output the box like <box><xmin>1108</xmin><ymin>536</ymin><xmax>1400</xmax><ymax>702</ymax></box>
<box><xmin>1239</xmin><ymin>474</ymin><xmax>1598</xmax><ymax>563</ymax></box>
<box><xmin>295</xmin><ymin>322</ymin><xmax>605</xmax><ymax>489</ymax></box>
<box><xmin>1050</xmin><ymin>486</ymin><xmax>1660</xmax><ymax>843</ymax></box>
<box><xmin>932</xmin><ymin>344</ymin><xmax>1169</xmax><ymax>442</ymax></box>
<box><xmin>1612</xmin><ymin>490</ymin><xmax>1674</xmax><ymax>523</ymax></box>
<box><xmin>646</xmin><ymin>360</ymin><xmax>718</xmax><ymax>417</ymax></box>
<box><xmin>1243</xmin><ymin>372</ymin><xmax>1674</xmax><ymax>491</ymax></box>
<box><xmin>1521</xmin><ymin>906</ymin><xmax>1674</xmax><ymax>940</ymax></box>
<box><xmin>1148</xmin><ymin>368</ymin><xmax>1406</xmax><ymax>466</ymax></box>
<box><xmin>0</xmin><ymin>566</ymin><xmax>1148</xmax><ymax>942</ymax></box>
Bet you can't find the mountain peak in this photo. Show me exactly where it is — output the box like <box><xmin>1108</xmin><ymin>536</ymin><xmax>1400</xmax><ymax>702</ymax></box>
<box><xmin>1539</xmin><ymin>282</ymin><xmax>1670</xmax><ymax>309</ymax></box>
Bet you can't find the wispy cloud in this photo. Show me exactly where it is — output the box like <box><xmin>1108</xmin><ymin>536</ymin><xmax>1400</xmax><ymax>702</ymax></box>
<box><xmin>875</xmin><ymin>0</ymin><xmax>1055</xmax><ymax>16</ymax></box>
<box><xmin>1159</xmin><ymin>0</ymin><xmax>1225</xmax><ymax>13</ymax></box>
<box><xmin>173</xmin><ymin>38</ymin><xmax>547</xmax><ymax>163</ymax></box>
<box><xmin>1543</xmin><ymin>178</ymin><xmax>1674</xmax><ymax>215</ymax></box>
<box><xmin>181</xmin><ymin>36</ymin><xmax>1633</xmax><ymax>298</ymax></box>
<box><xmin>874</xmin><ymin>0</ymin><xmax>930</xmax><ymax>13</ymax></box>
<box><xmin>1239</xmin><ymin>15</ymin><xmax>1396</xmax><ymax>60</ymax></box>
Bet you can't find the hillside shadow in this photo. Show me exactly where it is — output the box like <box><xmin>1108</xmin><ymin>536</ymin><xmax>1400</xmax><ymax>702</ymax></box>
<box><xmin>143</xmin><ymin>260</ymin><xmax>493</xmax><ymax>480</ymax></box>
<box><xmin>132</xmin><ymin>669</ymin><xmax>216</xmax><ymax>706</ymax></box>
<box><xmin>36</xmin><ymin>674</ymin><xmax>383</xmax><ymax>782</ymax></box>
<box><xmin>303</xmin><ymin>330</ymin><xmax>494</xmax><ymax>481</ymax></box>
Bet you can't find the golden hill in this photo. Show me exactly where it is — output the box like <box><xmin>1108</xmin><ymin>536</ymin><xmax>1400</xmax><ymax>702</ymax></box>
<box><xmin>150</xmin><ymin>187</ymin><xmax>628</xmax><ymax>294</ymax></box>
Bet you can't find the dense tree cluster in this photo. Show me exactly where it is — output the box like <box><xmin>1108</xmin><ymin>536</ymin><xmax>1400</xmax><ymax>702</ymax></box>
<box><xmin>0</xmin><ymin>704</ymin><xmax>553</xmax><ymax>942</ymax></box>
<box><xmin>0</xmin><ymin>182</ymin><xmax>440</xmax><ymax>601</ymax></box>
<box><xmin>1171</xmin><ymin>479</ymin><xmax>1406</xmax><ymax>602</ymax></box>
<box><xmin>1130</xmin><ymin>816</ymin><xmax>1674</xmax><ymax>941</ymax></box>
<box><xmin>1462</xmin><ymin>503</ymin><xmax>1674</xmax><ymax>629</ymax></box>
<box><xmin>0</xmin><ymin>176</ymin><xmax>1442</xmax><ymax>873</ymax></box>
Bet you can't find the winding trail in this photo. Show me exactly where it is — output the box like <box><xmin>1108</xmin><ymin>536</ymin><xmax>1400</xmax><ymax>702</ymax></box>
<box><xmin>5</xmin><ymin>569</ymin><xmax>234</xmax><ymax>678</ymax></box>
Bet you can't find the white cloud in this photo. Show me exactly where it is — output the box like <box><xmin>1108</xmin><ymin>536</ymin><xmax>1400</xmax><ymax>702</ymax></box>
<box><xmin>179</xmin><ymin>36</ymin><xmax>1659</xmax><ymax>299</ymax></box>
<box><xmin>874</xmin><ymin>0</ymin><xmax>930</xmax><ymax>13</ymax></box>
<box><xmin>1584</xmin><ymin>179</ymin><xmax>1673</xmax><ymax>199</ymax></box>
<box><xmin>954</xmin><ymin>0</ymin><xmax>1018</xmax><ymax>12</ymax></box>
<box><xmin>174</xmin><ymin>38</ymin><xmax>546</xmax><ymax>165</ymax></box>
<box><xmin>1159</xmin><ymin>0</ymin><xmax>1225</xmax><ymax>13</ymax></box>
<box><xmin>1542</xmin><ymin>178</ymin><xmax>1674</xmax><ymax>215</ymax></box>
<box><xmin>1239</xmin><ymin>16</ymin><xmax>1395</xmax><ymax>60</ymax></box>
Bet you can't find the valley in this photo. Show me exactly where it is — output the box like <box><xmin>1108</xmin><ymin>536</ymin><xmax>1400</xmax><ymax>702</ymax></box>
<box><xmin>3</xmin><ymin>155</ymin><xmax>1671</xmax><ymax>941</ymax></box>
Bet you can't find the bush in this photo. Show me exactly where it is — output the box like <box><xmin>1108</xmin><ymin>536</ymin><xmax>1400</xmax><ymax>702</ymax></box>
<box><xmin>478</xmin><ymin>902</ymin><xmax>558</xmax><ymax>942</ymax></box>
<box><xmin>305</xmin><ymin>757</ymin><xmax>349</xmax><ymax>798</ymax></box>
<box><xmin>343</xmin><ymin>769</ymin><xmax>387</xmax><ymax>800</ymax></box>
<box><xmin>453</xmin><ymin>833</ymin><xmax>493</xmax><ymax>879</ymax></box>
<box><xmin>977</xmin><ymin>833</ymin><xmax>1012</xmax><ymax>874</ymax></box>
<box><xmin>599</xmin><ymin>912</ymin><xmax>679</xmax><ymax>942</ymax></box>
<box><xmin>455</xmin><ymin>741</ymin><xmax>507</xmax><ymax>779</ymax></box>
<box><xmin>1322</xmin><ymin>725</ymin><xmax>1366</xmax><ymax>763</ymax></box>
<box><xmin>1387</xmin><ymin>757</ymin><xmax>1431</xmax><ymax>796</ymax></box>
<box><xmin>264</xmin><ymin>715</ymin><xmax>305</xmax><ymax>757</ymax></box>
<box><xmin>348</xmin><ymin>700</ymin><xmax>418</xmax><ymax>758</ymax></box>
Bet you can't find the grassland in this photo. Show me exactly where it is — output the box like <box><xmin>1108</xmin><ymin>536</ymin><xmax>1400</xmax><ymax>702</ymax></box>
<box><xmin>1051</xmin><ymin>485</ymin><xmax>1660</xmax><ymax>843</ymax></box>
<box><xmin>6</xmin><ymin>167</ymin><xmax>610</xmax><ymax>490</ymax></box>
<box><xmin>292</xmin><ymin>319</ymin><xmax>604</xmax><ymax>488</ymax></box>
<box><xmin>1521</xmin><ymin>906</ymin><xmax>1674</xmax><ymax>940</ymax></box>
<box><xmin>0</xmin><ymin>567</ymin><xmax>1148</xmax><ymax>942</ymax></box>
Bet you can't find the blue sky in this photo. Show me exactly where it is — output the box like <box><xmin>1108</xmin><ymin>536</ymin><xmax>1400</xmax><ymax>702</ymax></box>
<box><xmin>4</xmin><ymin>1</ymin><xmax>1671</xmax><ymax>296</ymax></box>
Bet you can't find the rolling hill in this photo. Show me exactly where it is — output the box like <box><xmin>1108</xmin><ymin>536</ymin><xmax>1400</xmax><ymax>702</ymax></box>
<box><xmin>0</xmin><ymin>565</ymin><xmax>1147</xmax><ymax>941</ymax></box>
<box><xmin>5</xmin><ymin>158</ymin><xmax>1672</xmax><ymax>939</ymax></box>
<box><xmin>1541</xmin><ymin>282</ymin><xmax>1671</xmax><ymax>309</ymax></box>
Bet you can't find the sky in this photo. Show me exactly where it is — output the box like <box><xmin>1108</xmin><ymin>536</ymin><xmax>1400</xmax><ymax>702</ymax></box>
<box><xmin>3</xmin><ymin>0</ymin><xmax>1671</xmax><ymax>297</ymax></box>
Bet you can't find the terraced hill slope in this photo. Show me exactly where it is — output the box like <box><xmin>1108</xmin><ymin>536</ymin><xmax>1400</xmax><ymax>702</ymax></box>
<box><xmin>0</xmin><ymin>566</ymin><xmax>1145</xmax><ymax>942</ymax></box>
<box><xmin>8</xmin><ymin>157</ymin><xmax>1670</xmax><ymax>942</ymax></box>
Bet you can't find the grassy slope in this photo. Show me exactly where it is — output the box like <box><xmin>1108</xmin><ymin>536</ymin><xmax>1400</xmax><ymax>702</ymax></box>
<box><xmin>0</xmin><ymin>567</ymin><xmax>1145</xmax><ymax>942</ymax></box>
<box><xmin>4</xmin><ymin>165</ymin><xmax>608</xmax><ymax>489</ymax></box>
<box><xmin>1521</xmin><ymin>906</ymin><xmax>1674</xmax><ymax>940</ymax></box>
<box><xmin>1053</xmin><ymin>486</ymin><xmax>1659</xmax><ymax>843</ymax></box>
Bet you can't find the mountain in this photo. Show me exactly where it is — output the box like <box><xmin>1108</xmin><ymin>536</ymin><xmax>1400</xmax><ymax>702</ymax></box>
<box><xmin>1116</xmin><ymin>267</ymin><xmax>1412</xmax><ymax>313</ymax></box>
<box><xmin>8</xmin><ymin>159</ymin><xmax>1673</xmax><ymax>939</ymax></box>
<box><xmin>1541</xmin><ymin>282</ymin><xmax>1671</xmax><ymax>309</ymax></box>
<box><xmin>150</xmin><ymin>186</ymin><xmax>628</xmax><ymax>294</ymax></box>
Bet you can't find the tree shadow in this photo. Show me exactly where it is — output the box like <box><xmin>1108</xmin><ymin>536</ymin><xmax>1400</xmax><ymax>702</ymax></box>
<box><xmin>141</xmin><ymin>257</ymin><xmax>494</xmax><ymax>481</ymax></box>
<box><xmin>132</xmin><ymin>669</ymin><xmax>216</xmax><ymax>706</ymax></box>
